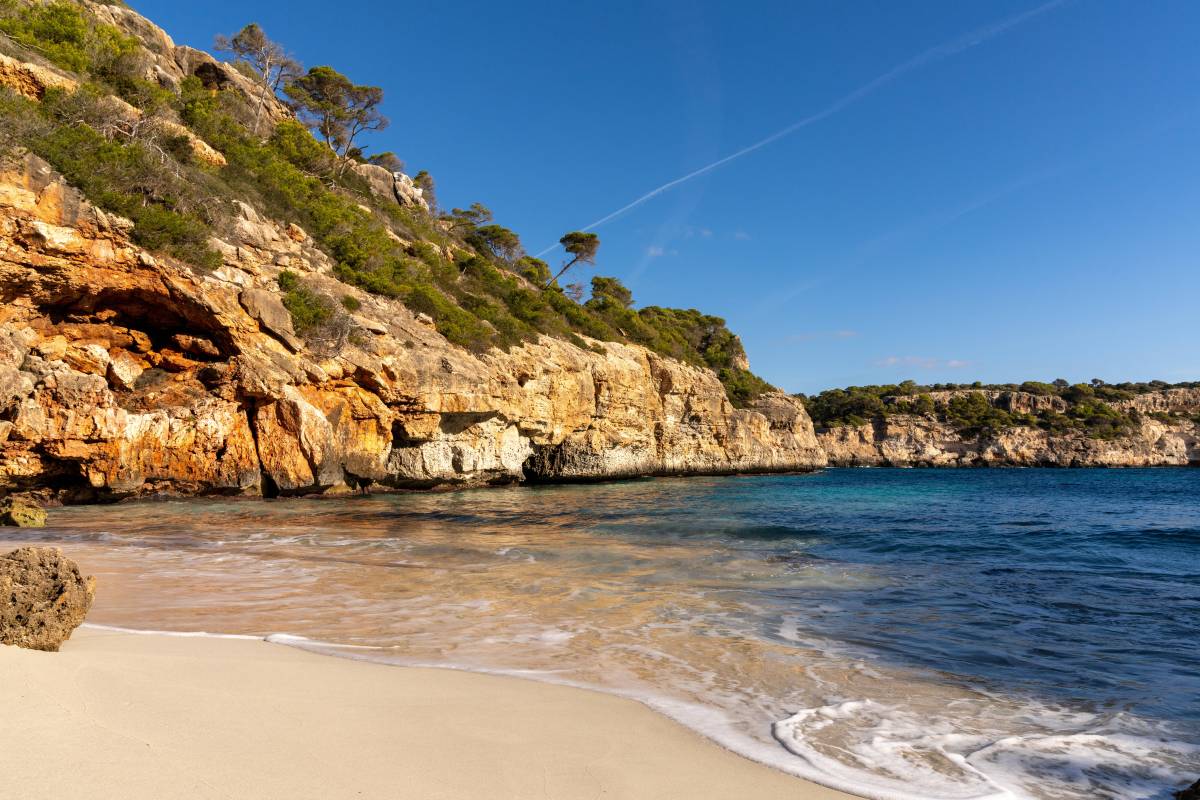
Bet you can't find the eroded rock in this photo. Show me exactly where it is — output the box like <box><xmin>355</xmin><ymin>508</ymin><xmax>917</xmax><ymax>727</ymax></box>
<box><xmin>0</xmin><ymin>497</ymin><xmax>45</xmax><ymax>528</ymax></box>
<box><xmin>240</xmin><ymin>288</ymin><xmax>302</xmax><ymax>351</ymax></box>
<box><xmin>0</xmin><ymin>546</ymin><xmax>95</xmax><ymax>651</ymax></box>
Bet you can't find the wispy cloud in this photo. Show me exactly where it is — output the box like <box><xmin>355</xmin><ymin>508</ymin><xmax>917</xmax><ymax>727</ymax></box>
<box><xmin>535</xmin><ymin>0</ymin><xmax>1068</xmax><ymax>257</ymax></box>
<box><xmin>646</xmin><ymin>245</ymin><xmax>666</xmax><ymax>257</ymax></box>
<box><xmin>733</xmin><ymin>230</ymin><xmax>751</xmax><ymax>241</ymax></box>
<box><xmin>876</xmin><ymin>356</ymin><xmax>971</xmax><ymax>370</ymax></box>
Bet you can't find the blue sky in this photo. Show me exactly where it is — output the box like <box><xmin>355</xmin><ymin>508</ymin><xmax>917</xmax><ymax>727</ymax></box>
<box><xmin>133</xmin><ymin>0</ymin><xmax>1199</xmax><ymax>394</ymax></box>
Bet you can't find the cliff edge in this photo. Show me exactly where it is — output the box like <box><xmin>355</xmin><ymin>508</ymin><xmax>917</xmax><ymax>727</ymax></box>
<box><xmin>0</xmin><ymin>154</ymin><xmax>825</xmax><ymax>501</ymax></box>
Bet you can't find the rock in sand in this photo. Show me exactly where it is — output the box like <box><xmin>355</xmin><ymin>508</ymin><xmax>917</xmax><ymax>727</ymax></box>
<box><xmin>0</xmin><ymin>547</ymin><xmax>95</xmax><ymax>651</ymax></box>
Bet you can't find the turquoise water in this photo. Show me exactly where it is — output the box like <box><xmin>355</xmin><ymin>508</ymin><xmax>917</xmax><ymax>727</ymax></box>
<box><xmin>24</xmin><ymin>468</ymin><xmax>1200</xmax><ymax>799</ymax></box>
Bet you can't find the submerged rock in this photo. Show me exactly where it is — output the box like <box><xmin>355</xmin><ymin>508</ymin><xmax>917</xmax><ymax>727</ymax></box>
<box><xmin>0</xmin><ymin>497</ymin><xmax>46</xmax><ymax>528</ymax></box>
<box><xmin>0</xmin><ymin>547</ymin><xmax>95</xmax><ymax>651</ymax></box>
<box><xmin>1177</xmin><ymin>779</ymin><xmax>1200</xmax><ymax>800</ymax></box>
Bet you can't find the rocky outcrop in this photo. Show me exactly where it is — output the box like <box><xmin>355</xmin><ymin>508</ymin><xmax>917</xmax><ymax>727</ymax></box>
<box><xmin>0</xmin><ymin>496</ymin><xmax>44</xmax><ymax>527</ymax></box>
<box><xmin>898</xmin><ymin>389</ymin><xmax>1068</xmax><ymax>415</ymax></box>
<box><xmin>817</xmin><ymin>411</ymin><xmax>1200</xmax><ymax>467</ymax></box>
<box><xmin>0</xmin><ymin>53</ymin><xmax>78</xmax><ymax>100</ymax></box>
<box><xmin>1116</xmin><ymin>388</ymin><xmax>1200</xmax><ymax>415</ymax></box>
<box><xmin>350</xmin><ymin>162</ymin><xmax>430</xmax><ymax>212</ymax></box>
<box><xmin>80</xmin><ymin>1</ymin><xmax>292</xmax><ymax>125</ymax></box>
<box><xmin>0</xmin><ymin>546</ymin><xmax>95</xmax><ymax>651</ymax></box>
<box><xmin>0</xmin><ymin>154</ymin><xmax>825</xmax><ymax>502</ymax></box>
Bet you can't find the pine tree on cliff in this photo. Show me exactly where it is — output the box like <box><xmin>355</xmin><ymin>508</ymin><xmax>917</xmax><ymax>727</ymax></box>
<box><xmin>285</xmin><ymin>66</ymin><xmax>388</xmax><ymax>176</ymax></box>
<box><xmin>546</xmin><ymin>232</ymin><xmax>600</xmax><ymax>288</ymax></box>
<box><xmin>214</xmin><ymin>23</ymin><xmax>300</xmax><ymax>136</ymax></box>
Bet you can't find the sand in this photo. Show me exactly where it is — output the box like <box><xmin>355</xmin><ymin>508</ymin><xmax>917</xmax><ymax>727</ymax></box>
<box><xmin>0</xmin><ymin>626</ymin><xmax>858</xmax><ymax>800</ymax></box>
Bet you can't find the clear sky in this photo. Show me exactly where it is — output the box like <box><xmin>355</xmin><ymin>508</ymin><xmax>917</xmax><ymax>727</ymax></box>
<box><xmin>131</xmin><ymin>0</ymin><xmax>1199</xmax><ymax>394</ymax></box>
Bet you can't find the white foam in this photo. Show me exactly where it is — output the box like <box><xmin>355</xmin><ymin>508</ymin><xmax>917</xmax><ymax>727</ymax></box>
<box><xmin>773</xmin><ymin>698</ymin><xmax>1200</xmax><ymax>800</ymax></box>
<box><xmin>83</xmin><ymin>623</ymin><xmax>261</xmax><ymax>640</ymax></box>
<box><xmin>774</xmin><ymin>699</ymin><xmax>1013</xmax><ymax>800</ymax></box>
<box><xmin>84</xmin><ymin>623</ymin><xmax>387</xmax><ymax>650</ymax></box>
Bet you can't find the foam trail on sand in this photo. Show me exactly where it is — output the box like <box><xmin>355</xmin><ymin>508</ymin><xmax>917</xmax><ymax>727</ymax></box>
<box><xmin>535</xmin><ymin>0</ymin><xmax>1068</xmax><ymax>257</ymax></box>
<box><xmin>83</xmin><ymin>623</ymin><xmax>387</xmax><ymax>650</ymax></box>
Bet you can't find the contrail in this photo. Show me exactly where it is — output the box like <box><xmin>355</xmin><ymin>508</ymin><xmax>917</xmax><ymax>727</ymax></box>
<box><xmin>535</xmin><ymin>0</ymin><xmax>1068</xmax><ymax>258</ymax></box>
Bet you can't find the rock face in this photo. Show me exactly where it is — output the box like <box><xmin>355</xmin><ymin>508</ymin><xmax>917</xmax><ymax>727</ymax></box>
<box><xmin>0</xmin><ymin>52</ymin><xmax>78</xmax><ymax>100</ymax></box>
<box><xmin>0</xmin><ymin>155</ymin><xmax>825</xmax><ymax>502</ymax></box>
<box><xmin>0</xmin><ymin>547</ymin><xmax>95</xmax><ymax>651</ymax></box>
<box><xmin>350</xmin><ymin>162</ymin><xmax>430</xmax><ymax>212</ymax></box>
<box><xmin>81</xmin><ymin>1</ymin><xmax>292</xmax><ymax>126</ymax></box>
<box><xmin>0</xmin><ymin>496</ymin><xmax>45</xmax><ymax>527</ymax></box>
<box><xmin>817</xmin><ymin>409</ymin><xmax>1200</xmax><ymax>468</ymax></box>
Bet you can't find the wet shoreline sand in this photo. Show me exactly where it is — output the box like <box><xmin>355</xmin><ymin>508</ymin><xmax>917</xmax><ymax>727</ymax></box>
<box><xmin>0</xmin><ymin>626</ymin><xmax>858</xmax><ymax>800</ymax></box>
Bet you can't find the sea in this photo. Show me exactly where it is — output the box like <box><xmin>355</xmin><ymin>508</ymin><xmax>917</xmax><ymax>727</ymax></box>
<box><xmin>16</xmin><ymin>468</ymin><xmax>1199</xmax><ymax>800</ymax></box>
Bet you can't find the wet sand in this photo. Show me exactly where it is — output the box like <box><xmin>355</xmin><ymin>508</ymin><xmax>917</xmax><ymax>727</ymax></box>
<box><xmin>0</xmin><ymin>626</ymin><xmax>858</xmax><ymax>800</ymax></box>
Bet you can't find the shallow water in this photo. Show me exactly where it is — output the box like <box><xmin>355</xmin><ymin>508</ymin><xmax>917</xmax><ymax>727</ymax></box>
<box><xmin>16</xmin><ymin>469</ymin><xmax>1200</xmax><ymax>800</ymax></box>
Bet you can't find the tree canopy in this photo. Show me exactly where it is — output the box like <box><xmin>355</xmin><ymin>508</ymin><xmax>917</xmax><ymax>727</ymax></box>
<box><xmin>447</xmin><ymin>202</ymin><xmax>493</xmax><ymax>231</ymax></box>
<box><xmin>285</xmin><ymin>65</ymin><xmax>387</xmax><ymax>173</ymax></box>
<box><xmin>214</xmin><ymin>23</ymin><xmax>299</xmax><ymax>134</ymax></box>
<box><xmin>546</xmin><ymin>231</ymin><xmax>600</xmax><ymax>287</ymax></box>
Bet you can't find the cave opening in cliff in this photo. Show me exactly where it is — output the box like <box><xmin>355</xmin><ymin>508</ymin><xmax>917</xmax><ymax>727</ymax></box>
<box><xmin>34</xmin><ymin>289</ymin><xmax>238</xmax><ymax>360</ymax></box>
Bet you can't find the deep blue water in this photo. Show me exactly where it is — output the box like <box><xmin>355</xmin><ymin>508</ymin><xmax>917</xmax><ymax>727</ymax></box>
<box><xmin>697</xmin><ymin>468</ymin><xmax>1200</xmax><ymax>727</ymax></box>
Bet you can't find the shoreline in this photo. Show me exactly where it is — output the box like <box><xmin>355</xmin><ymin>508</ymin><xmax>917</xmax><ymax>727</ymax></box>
<box><xmin>11</xmin><ymin>462</ymin><xmax>1199</xmax><ymax>511</ymax></box>
<box><xmin>0</xmin><ymin>625</ymin><xmax>859</xmax><ymax>800</ymax></box>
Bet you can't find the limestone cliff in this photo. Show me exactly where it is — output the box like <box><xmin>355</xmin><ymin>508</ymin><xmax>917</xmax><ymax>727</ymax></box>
<box><xmin>0</xmin><ymin>0</ymin><xmax>1194</xmax><ymax>510</ymax></box>
<box><xmin>0</xmin><ymin>155</ymin><xmax>826</xmax><ymax>502</ymax></box>
<box><xmin>816</xmin><ymin>390</ymin><xmax>1200</xmax><ymax>467</ymax></box>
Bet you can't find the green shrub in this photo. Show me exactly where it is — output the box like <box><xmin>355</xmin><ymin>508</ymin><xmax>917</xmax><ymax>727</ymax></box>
<box><xmin>29</xmin><ymin>111</ymin><xmax>220</xmax><ymax>270</ymax></box>
<box><xmin>801</xmin><ymin>381</ymin><xmax>1157</xmax><ymax>440</ymax></box>
<box><xmin>402</xmin><ymin>283</ymin><xmax>491</xmax><ymax>351</ymax></box>
<box><xmin>277</xmin><ymin>270</ymin><xmax>334</xmax><ymax>334</ymax></box>
<box><xmin>720</xmin><ymin>368</ymin><xmax>773</xmax><ymax>408</ymax></box>
<box><xmin>1</xmin><ymin>0</ymin><xmax>95</xmax><ymax>73</ymax></box>
<box><xmin>0</xmin><ymin>1</ymin><xmax>143</xmax><ymax>95</ymax></box>
<box><xmin>341</xmin><ymin>295</ymin><xmax>361</xmax><ymax>312</ymax></box>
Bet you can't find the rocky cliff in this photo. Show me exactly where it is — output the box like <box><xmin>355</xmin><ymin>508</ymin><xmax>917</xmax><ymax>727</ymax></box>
<box><xmin>0</xmin><ymin>154</ymin><xmax>826</xmax><ymax>502</ymax></box>
<box><xmin>816</xmin><ymin>389</ymin><xmax>1200</xmax><ymax>467</ymax></box>
<box><xmin>0</xmin><ymin>1</ymin><xmax>1194</xmax><ymax>510</ymax></box>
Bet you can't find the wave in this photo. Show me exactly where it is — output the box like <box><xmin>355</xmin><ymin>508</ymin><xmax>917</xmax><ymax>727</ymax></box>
<box><xmin>79</xmin><ymin>623</ymin><xmax>1198</xmax><ymax>800</ymax></box>
<box><xmin>774</xmin><ymin>698</ymin><xmax>1199</xmax><ymax>800</ymax></box>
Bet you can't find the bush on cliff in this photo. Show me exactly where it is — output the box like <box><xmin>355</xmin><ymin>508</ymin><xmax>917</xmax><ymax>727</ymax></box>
<box><xmin>0</xmin><ymin>87</ymin><xmax>222</xmax><ymax>270</ymax></box>
<box><xmin>1</xmin><ymin>5</ymin><xmax>778</xmax><ymax>404</ymax></box>
<box><xmin>0</xmin><ymin>0</ymin><xmax>168</xmax><ymax>111</ymax></box>
<box><xmin>277</xmin><ymin>270</ymin><xmax>333</xmax><ymax>333</ymax></box>
<box><xmin>798</xmin><ymin>380</ymin><xmax>1191</xmax><ymax>439</ymax></box>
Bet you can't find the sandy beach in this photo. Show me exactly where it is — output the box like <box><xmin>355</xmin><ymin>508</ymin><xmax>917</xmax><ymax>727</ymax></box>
<box><xmin>0</xmin><ymin>626</ymin><xmax>856</xmax><ymax>800</ymax></box>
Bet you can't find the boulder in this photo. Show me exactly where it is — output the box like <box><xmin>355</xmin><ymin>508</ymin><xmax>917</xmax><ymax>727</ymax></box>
<box><xmin>0</xmin><ymin>547</ymin><xmax>95</xmax><ymax>651</ymax></box>
<box><xmin>240</xmin><ymin>288</ymin><xmax>302</xmax><ymax>351</ymax></box>
<box><xmin>394</xmin><ymin>172</ymin><xmax>429</xmax><ymax>210</ymax></box>
<box><xmin>0</xmin><ymin>497</ymin><xmax>46</xmax><ymax>528</ymax></box>
<box><xmin>348</xmin><ymin>162</ymin><xmax>429</xmax><ymax>211</ymax></box>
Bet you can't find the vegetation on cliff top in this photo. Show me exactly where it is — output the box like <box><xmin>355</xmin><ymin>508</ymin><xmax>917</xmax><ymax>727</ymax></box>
<box><xmin>800</xmin><ymin>379</ymin><xmax>1200</xmax><ymax>439</ymax></box>
<box><xmin>0</xmin><ymin>2</ymin><xmax>770</xmax><ymax>407</ymax></box>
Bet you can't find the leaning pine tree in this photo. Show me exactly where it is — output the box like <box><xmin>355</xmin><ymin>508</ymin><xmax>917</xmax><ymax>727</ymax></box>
<box><xmin>545</xmin><ymin>231</ymin><xmax>600</xmax><ymax>288</ymax></box>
